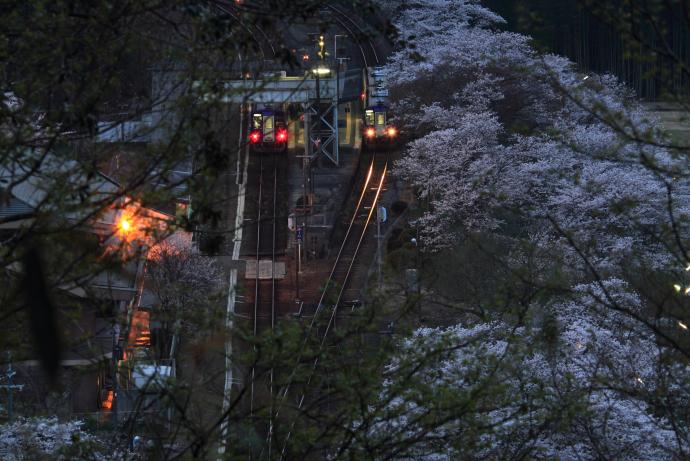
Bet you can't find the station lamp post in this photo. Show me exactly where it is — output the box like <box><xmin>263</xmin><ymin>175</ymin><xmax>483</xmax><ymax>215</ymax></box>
<box><xmin>118</xmin><ymin>217</ymin><xmax>132</xmax><ymax>235</ymax></box>
<box><xmin>334</xmin><ymin>34</ymin><xmax>348</xmax><ymax>105</ymax></box>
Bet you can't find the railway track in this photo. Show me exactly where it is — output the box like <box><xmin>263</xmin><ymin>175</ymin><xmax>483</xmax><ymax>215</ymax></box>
<box><xmin>250</xmin><ymin>154</ymin><xmax>277</xmax><ymax>415</ymax></box>
<box><xmin>326</xmin><ymin>3</ymin><xmax>380</xmax><ymax>67</ymax></box>
<box><xmin>210</xmin><ymin>3</ymin><xmax>388</xmax><ymax>456</ymax></box>
<box><xmin>235</xmin><ymin>149</ymin><xmax>282</xmax><ymax>460</ymax></box>
<box><xmin>213</xmin><ymin>1</ymin><xmax>277</xmax><ymax>62</ymax></box>
<box><xmin>270</xmin><ymin>154</ymin><xmax>388</xmax><ymax>459</ymax></box>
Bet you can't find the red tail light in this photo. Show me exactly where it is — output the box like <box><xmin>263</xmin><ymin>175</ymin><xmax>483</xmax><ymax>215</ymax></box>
<box><xmin>276</xmin><ymin>128</ymin><xmax>288</xmax><ymax>142</ymax></box>
<box><xmin>386</xmin><ymin>126</ymin><xmax>397</xmax><ymax>137</ymax></box>
<box><xmin>249</xmin><ymin>130</ymin><xmax>261</xmax><ymax>144</ymax></box>
<box><xmin>366</xmin><ymin>127</ymin><xmax>376</xmax><ymax>138</ymax></box>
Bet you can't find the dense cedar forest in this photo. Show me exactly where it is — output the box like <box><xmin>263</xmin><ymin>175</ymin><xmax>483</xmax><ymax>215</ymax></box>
<box><xmin>484</xmin><ymin>0</ymin><xmax>690</xmax><ymax>100</ymax></box>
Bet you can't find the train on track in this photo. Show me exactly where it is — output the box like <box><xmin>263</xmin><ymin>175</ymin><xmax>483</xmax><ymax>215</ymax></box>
<box><xmin>362</xmin><ymin>66</ymin><xmax>398</xmax><ymax>150</ymax></box>
<box><xmin>249</xmin><ymin>106</ymin><xmax>288</xmax><ymax>154</ymax></box>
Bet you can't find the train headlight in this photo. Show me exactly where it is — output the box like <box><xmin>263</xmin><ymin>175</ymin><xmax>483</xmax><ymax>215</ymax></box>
<box><xmin>366</xmin><ymin>127</ymin><xmax>376</xmax><ymax>138</ymax></box>
<box><xmin>387</xmin><ymin>126</ymin><xmax>397</xmax><ymax>137</ymax></box>
<box><xmin>249</xmin><ymin>130</ymin><xmax>261</xmax><ymax>144</ymax></box>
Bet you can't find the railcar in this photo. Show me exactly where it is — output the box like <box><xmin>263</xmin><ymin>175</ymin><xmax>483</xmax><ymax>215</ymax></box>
<box><xmin>362</xmin><ymin>66</ymin><xmax>398</xmax><ymax>150</ymax></box>
<box><xmin>248</xmin><ymin>106</ymin><xmax>288</xmax><ymax>154</ymax></box>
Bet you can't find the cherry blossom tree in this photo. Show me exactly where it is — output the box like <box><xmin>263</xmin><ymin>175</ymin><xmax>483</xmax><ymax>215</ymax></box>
<box><xmin>352</xmin><ymin>280</ymin><xmax>686</xmax><ymax>460</ymax></box>
<box><xmin>374</xmin><ymin>0</ymin><xmax>690</xmax><ymax>458</ymax></box>
<box><xmin>385</xmin><ymin>0</ymin><xmax>690</xmax><ymax>282</ymax></box>
<box><xmin>0</xmin><ymin>417</ymin><xmax>132</xmax><ymax>460</ymax></box>
<box><xmin>146</xmin><ymin>235</ymin><xmax>223</xmax><ymax>358</ymax></box>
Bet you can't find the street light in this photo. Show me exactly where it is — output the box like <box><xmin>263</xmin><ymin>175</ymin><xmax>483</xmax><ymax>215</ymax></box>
<box><xmin>334</xmin><ymin>34</ymin><xmax>348</xmax><ymax>62</ymax></box>
<box><xmin>313</xmin><ymin>67</ymin><xmax>331</xmax><ymax>76</ymax></box>
<box><xmin>334</xmin><ymin>34</ymin><xmax>348</xmax><ymax>105</ymax></box>
<box><xmin>118</xmin><ymin>217</ymin><xmax>132</xmax><ymax>233</ymax></box>
<box><xmin>410</xmin><ymin>234</ymin><xmax>420</xmax><ymax>295</ymax></box>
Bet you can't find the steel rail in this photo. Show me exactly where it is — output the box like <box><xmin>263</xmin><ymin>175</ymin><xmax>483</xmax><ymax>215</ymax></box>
<box><xmin>326</xmin><ymin>2</ymin><xmax>381</xmax><ymax>132</ymax></box>
<box><xmin>326</xmin><ymin>162</ymin><xmax>387</xmax><ymax>334</ymax></box>
<box><xmin>249</xmin><ymin>153</ymin><xmax>263</xmax><ymax>419</ymax></box>
<box><xmin>326</xmin><ymin>3</ymin><xmax>380</xmax><ymax>66</ymax></box>
<box><xmin>249</xmin><ymin>150</ymin><xmax>279</xmax><ymax>460</ymax></box>
<box><xmin>268</xmin><ymin>152</ymin><xmax>277</xmax><ymax>459</ymax></box>
<box><xmin>213</xmin><ymin>2</ymin><xmax>271</xmax><ymax>60</ymax></box>
<box><xmin>279</xmin><ymin>161</ymin><xmax>388</xmax><ymax>459</ymax></box>
<box><xmin>271</xmin><ymin>161</ymin><xmax>374</xmax><ymax>417</ymax></box>
<box><xmin>224</xmin><ymin>1</ymin><xmax>277</xmax><ymax>57</ymax></box>
<box><xmin>311</xmin><ymin>161</ymin><xmax>376</xmax><ymax>326</ymax></box>
<box><xmin>263</xmin><ymin>161</ymin><xmax>376</xmax><ymax>454</ymax></box>
<box><xmin>326</xmin><ymin>6</ymin><xmax>369</xmax><ymax>69</ymax></box>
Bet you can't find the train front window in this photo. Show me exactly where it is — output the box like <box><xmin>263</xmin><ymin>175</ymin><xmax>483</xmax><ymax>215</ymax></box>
<box><xmin>365</xmin><ymin>110</ymin><xmax>374</xmax><ymax>126</ymax></box>
<box><xmin>252</xmin><ymin>113</ymin><xmax>262</xmax><ymax>129</ymax></box>
<box><xmin>375</xmin><ymin>112</ymin><xmax>385</xmax><ymax>127</ymax></box>
<box><xmin>263</xmin><ymin>115</ymin><xmax>274</xmax><ymax>141</ymax></box>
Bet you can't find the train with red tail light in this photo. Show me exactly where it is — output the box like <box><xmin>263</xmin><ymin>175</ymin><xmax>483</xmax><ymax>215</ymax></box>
<box><xmin>248</xmin><ymin>106</ymin><xmax>288</xmax><ymax>154</ymax></box>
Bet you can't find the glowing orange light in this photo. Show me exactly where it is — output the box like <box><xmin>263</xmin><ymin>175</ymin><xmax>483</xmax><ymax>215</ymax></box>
<box><xmin>129</xmin><ymin>310</ymin><xmax>151</xmax><ymax>347</ymax></box>
<box><xmin>106</xmin><ymin>200</ymin><xmax>170</xmax><ymax>261</ymax></box>
<box><xmin>113</xmin><ymin>204</ymin><xmax>146</xmax><ymax>245</ymax></box>
<box><xmin>366</xmin><ymin>127</ymin><xmax>376</xmax><ymax>138</ymax></box>
<box><xmin>387</xmin><ymin>126</ymin><xmax>397</xmax><ymax>137</ymax></box>
<box><xmin>102</xmin><ymin>390</ymin><xmax>114</xmax><ymax>410</ymax></box>
<box><xmin>119</xmin><ymin>218</ymin><xmax>132</xmax><ymax>233</ymax></box>
<box><xmin>302</xmin><ymin>54</ymin><xmax>310</xmax><ymax>61</ymax></box>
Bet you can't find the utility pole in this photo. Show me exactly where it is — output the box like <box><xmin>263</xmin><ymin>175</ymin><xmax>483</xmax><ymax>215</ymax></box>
<box><xmin>377</xmin><ymin>206</ymin><xmax>382</xmax><ymax>288</ymax></box>
<box><xmin>1</xmin><ymin>352</ymin><xmax>24</xmax><ymax>421</ymax></box>
<box><xmin>334</xmin><ymin>34</ymin><xmax>348</xmax><ymax>155</ymax></box>
<box><xmin>111</xmin><ymin>322</ymin><xmax>120</xmax><ymax>424</ymax></box>
<box><xmin>411</xmin><ymin>228</ymin><xmax>420</xmax><ymax>295</ymax></box>
<box><xmin>301</xmin><ymin>96</ymin><xmax>309</xmax><ymax>275</ymax></box>
<box><xmin>296</xmin><ymin>226</ymin><xmax>303</xmax><ymax>300</ymax></box>
<box><xmin>334</xmin><ymin>35</ymin><xmax>349</xmax><ymax>101</ymax></box>
<box><xmin>377</xmin><ymin>206</ymin><xmax>387</xmax><ymax>289</ymax></box>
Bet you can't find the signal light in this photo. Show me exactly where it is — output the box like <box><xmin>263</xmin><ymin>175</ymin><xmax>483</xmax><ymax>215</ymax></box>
<box><xmin>249</xmin><ymin>130</ymin><xmax>261</xmax><ymax>144</ymax></box>
<box><xmin>366</xmin><ymin>127</ymin><xmax>376</xmax><ymax>138</ymax></box>
<box><xmin>387</xmin><ymin>126</ymin><xmax>397</xmax><ymax>137</ymax></box>
<box><xmin>276</xmin><ymin>128</ymin><xmax>288</xmax><ymax>142</ymax></box>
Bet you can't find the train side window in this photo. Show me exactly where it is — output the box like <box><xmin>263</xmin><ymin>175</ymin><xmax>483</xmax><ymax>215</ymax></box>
<box><xmin>375</xmin><ymin>112</ymin><xmax>385</xmax><ymax>127</ymax></box>
<box><xmin>252</xmin><ymin>113</ymin><xmax>262</xmax><ymax>129</ymax></box>
<box><xmin>365</xmin><ymin>109</ymin><xmax>374</xmax><ymax>126</ymax></box>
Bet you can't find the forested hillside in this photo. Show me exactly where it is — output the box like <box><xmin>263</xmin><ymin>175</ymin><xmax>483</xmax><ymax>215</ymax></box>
<box><xmin>484</xmin><ymin>0</ymin><xmax>690</xmax><ymax>100</ymax></box>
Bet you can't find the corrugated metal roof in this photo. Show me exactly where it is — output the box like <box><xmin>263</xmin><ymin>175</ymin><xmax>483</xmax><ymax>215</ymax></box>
<box><xmin>0</xmin><ymin>196</ymin><xmax>33</xmax><ymax>218</ymax></box>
